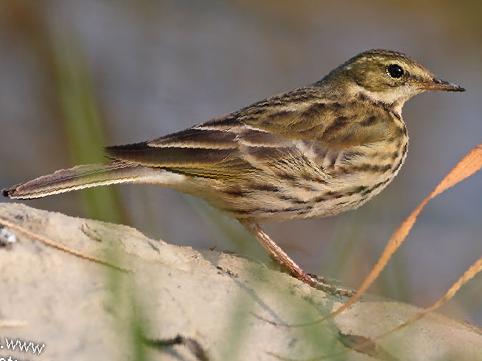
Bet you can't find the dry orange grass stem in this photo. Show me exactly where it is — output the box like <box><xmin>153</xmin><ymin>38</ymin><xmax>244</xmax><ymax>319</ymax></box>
<box><xmin>329</xmin><ymin>144</ymin><xmax>482</xmax><ymax>320</ymax></box>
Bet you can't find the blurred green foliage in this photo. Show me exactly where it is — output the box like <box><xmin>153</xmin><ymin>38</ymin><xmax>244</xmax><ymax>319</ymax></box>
<box><xmin>54</xmin><ymin>41</ymin><xmax>125</xmax><ymax>223</ymax></box>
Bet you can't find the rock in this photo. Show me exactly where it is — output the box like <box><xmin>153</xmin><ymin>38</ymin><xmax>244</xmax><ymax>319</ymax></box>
<box><xmin>0</xmin><ymin>203</ymin><xmax>480</xmax><ymax>361</ymax></box>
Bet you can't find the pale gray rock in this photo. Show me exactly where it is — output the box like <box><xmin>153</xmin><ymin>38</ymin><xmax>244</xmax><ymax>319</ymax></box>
<box><xmin>0</xmin><ymin>203</ymin><xmax>480</xmax><ymax>361</ymax></box>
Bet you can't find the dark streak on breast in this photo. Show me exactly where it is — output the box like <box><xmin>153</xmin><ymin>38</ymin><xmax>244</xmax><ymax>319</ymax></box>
<box><xmin>392</xmin><ymin>142</ymin><xmax>408</xmax><ymax>172</ymax></box>
<box><xmin>313</xmin><ymin>195</ymin><xmax>328</xmax><ymax>202</ymax></box>
<box><xmin>278</xmin><ymin>194</ymin><xmax>307</xmax><ymax>205</ymax></box>
<box><xmin>249</xmin><ymin>184</ymin><xmax>280</xmax><ymax>192</ymax></box>
<box><xmin>350</xmin><ymin>163</ymin><xmax>392</xmax><ymax>173</ymax></box>
<box><xmin>223</xmin><ymin>188</ymin><xmax>248</xmax><ymax>197</ymax></box>
<box><xmin>233</xmin><ymin>206</ymin><xmax>309</xmax><ymax>215</ymax></box>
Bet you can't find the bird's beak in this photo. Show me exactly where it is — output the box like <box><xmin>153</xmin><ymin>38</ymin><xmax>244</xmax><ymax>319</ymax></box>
<box><xmin>421</xmin><ymin>78</ymin><xmax>465</xmax><ymax>92</ymax></box>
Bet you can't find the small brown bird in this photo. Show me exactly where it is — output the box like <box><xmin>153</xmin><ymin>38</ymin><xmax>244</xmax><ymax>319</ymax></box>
<box><xmin>3</xmin><ymin>49</ymin><xmax>464</xmax><ymax>294</ymax></box>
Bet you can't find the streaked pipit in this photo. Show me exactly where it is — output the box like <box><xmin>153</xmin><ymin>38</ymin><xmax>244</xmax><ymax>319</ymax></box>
<box><xmin>3</xmin><ymin>49</ymin><xmax>464</xmax><ymax>294</ymax></box>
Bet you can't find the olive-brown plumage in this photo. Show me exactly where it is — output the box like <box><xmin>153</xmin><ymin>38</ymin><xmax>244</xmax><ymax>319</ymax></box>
<box><xmin>3</xmin><ymin>49</ymin><xmax>464</xmax><ymax>294</ymax></box>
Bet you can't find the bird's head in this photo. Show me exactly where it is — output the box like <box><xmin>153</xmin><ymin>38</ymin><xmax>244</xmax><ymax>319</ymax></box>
<box><xmin>324</xmin><ymin>49</ymin><xmax>464</xmax><ymax>111</ymax></box>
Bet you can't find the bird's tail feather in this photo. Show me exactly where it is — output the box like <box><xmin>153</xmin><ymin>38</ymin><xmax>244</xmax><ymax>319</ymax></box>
<box><xmin>2</xmin><ymin>161</ymin><xmax>169</xmax><ymax>200</ymax></box>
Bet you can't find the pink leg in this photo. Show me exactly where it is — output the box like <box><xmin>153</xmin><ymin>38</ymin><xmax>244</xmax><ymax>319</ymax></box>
<box><xmin>240</xmin><ymin>221</ymin><xmax>353</xmax><ymax>297</ymax></box>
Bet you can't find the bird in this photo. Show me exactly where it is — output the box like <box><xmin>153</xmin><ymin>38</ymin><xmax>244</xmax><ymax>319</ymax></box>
<box><xmin>2</xmin><ymin>49</ymin><xmax>464</xmax><ymax>295</ymax></box>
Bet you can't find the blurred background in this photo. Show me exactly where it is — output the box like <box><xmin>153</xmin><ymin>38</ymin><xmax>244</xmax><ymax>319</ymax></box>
<box><xmin>0</xmin><ymin>0</ymin><xmax>480</xmax><ymax>324</ymax></box>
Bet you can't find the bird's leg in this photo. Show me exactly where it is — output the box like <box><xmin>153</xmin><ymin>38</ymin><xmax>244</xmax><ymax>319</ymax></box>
<box><xmin>240</xmin><ymin>221</ymin><xmax>354</xmax><ymax>297</ymax></box>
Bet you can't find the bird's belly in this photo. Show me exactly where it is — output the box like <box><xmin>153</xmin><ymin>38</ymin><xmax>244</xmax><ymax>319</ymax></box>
<box><xmin>197</xmin><ymin>138</ymin><xmax>409</xmax><ymax>221</ymax></box>
<box><xmin>306</xmin><ymin>173</ymin><xmax>395</xmax><ymax>218</ymax></box>
<box><xmin>304</xmin><ymin>144</ymin><xmax>408</xmax><ymax>219</ymax></box>
<box><xmin>218</xmin><ymin>144</ymin><xmax>407</xmax><ymax>221</ymax></box>
<box><xmin>211</xmin><ymin>172</ymin><xmax>396</xmax><ymax>222</ymax></box>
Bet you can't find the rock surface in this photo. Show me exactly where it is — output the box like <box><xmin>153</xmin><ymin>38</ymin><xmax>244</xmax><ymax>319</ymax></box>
<box><xmin>0</xmin><ymin>203</ymin><xmax>480</xmax><ymax>361</ymax></box>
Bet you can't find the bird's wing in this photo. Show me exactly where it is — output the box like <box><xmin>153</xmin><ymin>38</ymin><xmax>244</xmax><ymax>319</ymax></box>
<box><xmin>105</xmin><ymin>114</ymin><xmax>305</xmax><ymax>181</ymax></box>
<box><xmin>106</xmin><ymin>87</ymin><xmax>395</xmax><ymax>179</ymax></box>
<box><xmin>105</xmin><ymin>124</ymin><xmax>250</xmax><ymax>180</ymax></box>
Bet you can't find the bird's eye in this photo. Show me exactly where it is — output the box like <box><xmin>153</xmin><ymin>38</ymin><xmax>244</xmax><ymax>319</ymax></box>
<box><xmin>387</xmin><ymin>64</ymin><xmax>404</xmax><ymax>79</ymax></box>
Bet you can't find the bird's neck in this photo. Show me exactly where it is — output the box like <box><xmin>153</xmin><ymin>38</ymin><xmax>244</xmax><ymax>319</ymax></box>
<box><xmin>317</xmin><ymin>76</ymin><xmax>407</xmax><ymax>118</ymax></box>
<box><xmin>350</xmin><ymin>84</ymin><xmax>405</xmax><ymax>119</ymax></box>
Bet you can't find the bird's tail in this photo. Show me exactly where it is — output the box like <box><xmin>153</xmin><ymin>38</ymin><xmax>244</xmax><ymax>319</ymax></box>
<box><xmin>2</xmin><ymin>161</ymin><xmax>170</xmax><ymax>200</ymax></box>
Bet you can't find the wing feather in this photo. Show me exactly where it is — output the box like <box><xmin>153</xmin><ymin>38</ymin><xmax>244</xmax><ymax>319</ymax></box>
<box><xmin>148</xmin><ymin>128</ymin><xmax>237</xmax><ymax>149</ymax></box>
<box><xmin>104</xmin><ymin>85</ymin><xmax>395</xmax><ymax>181</ymax></box>
<box><xmin>106</xmin><ymin>142</ymin><xmax>234</xmax><ymax>166</ymax></box>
